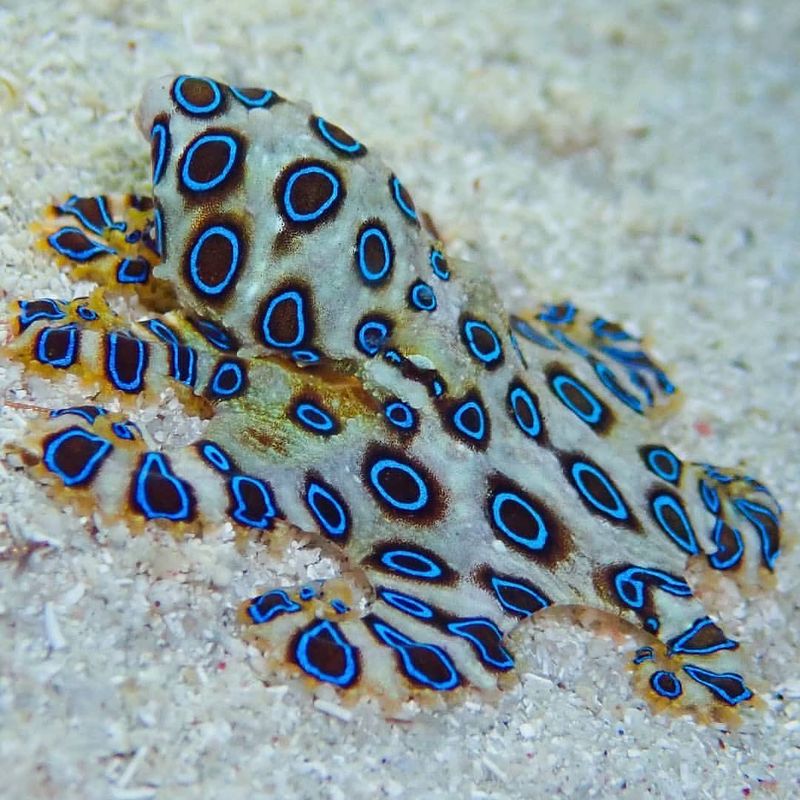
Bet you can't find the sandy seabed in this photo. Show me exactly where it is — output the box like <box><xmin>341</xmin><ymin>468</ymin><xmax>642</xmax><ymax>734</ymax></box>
<box><xmin>0</xmin><ymin>2</ymin><xmax>798</xmax><ymax>798</ymax></box>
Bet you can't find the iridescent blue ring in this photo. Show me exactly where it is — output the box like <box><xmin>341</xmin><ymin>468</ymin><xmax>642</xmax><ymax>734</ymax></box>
<box><xmin>282</xmin><ymin>165</ymin><xmax>340</xmax><ymax>223</ymax></box>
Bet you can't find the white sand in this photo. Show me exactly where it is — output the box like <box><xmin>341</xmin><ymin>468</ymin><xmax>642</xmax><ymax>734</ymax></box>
<box><xmin>1</xmin><ymin>1</ymin><xmax>798</xmax><ymax>798</ymax></box>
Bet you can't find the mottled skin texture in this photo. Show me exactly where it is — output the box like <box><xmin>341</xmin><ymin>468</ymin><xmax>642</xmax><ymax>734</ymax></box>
<box><xmin>3</xmin><ymin>75</ymin><xmax>784</xmax><ymax>724</ymax></box>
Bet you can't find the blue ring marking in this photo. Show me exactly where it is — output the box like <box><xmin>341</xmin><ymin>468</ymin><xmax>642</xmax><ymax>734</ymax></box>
<box><xmin>383</xmin><ymin>349</ymin><xmax>403</xmax><ymax>365</ymax></box>
<box><xmin>409</xmin><ymin>281</ymin><xmax>437</xmax><ymax>312</ymax></box>
<box><xmin>509</xmin><ymin>315</ymin><xmax>558</xmax><ymax>350</ymax></box>
<box><xmin>230</xmin><ymin>474</ymin><xmax>278</xmax><ymax>529</ymax></box>
<box><xmin>613</xmin><ymin>566</ymin><xmax>692</xmax><ymax>610</ymax></box>
<box><xmin>508</xmin><ymin>383</ymin><xmax>542</xmax><ymax>439</ymax></box>
<box><xmin>305</xmin><ymin>480</ymin><xmax>349</xmax><ymax>538</ymax></box>
<box><xmin>106</xmin><ymin>332</ymin><xmax>147</xmax><ymax>392</ymax></box>
<box><xmin>294</xmin><ymin>619</ymin><xmax>358</xmax><ymax>687</ymax></box>
<box><xmin>230</xmin><ymin>86</ymin><xmax>275</xmax><ymax>108</ymax></box>
<box><xmin>570</xmin><ymin>460</ymin><xmax>629</xmax><ymax>521</ymax></box>
<box><xmin>172</xmin><ymin>75</ymin><xmax>222</xmax><ymax>115</ymax></box>
<box><xmin>111</xmin><ymin>421</ymin><xmax>135</xmax><ymax>440</ymax></box>
<box><xmin>377</xmin><ymin>588</ymin><xmax>435</xmax><ymax>620</ymax></box>
<box><xmin>682</xmin><ymin>664</ymin><xmax>752</xmax><ymax>706</ymax></box>
<box><xmin>733</xmin><ymin>498</ymin><xmax>781</xmax><ymax>570</ymax></box>
<box><xmin>538</xmin><ymin>302</ymin><xmax>577</xmax><ymax>325</ymax></box>
<box><xmin>153</xmin><ymin>206</ymin><xmax>164</xmax><ymax>256</ymax></box>
<box><xmin>43</xmin><ymin>427</ymin><xmax>112</xmax><ymax>486</ymax></box>
<box><xmin>490</xmin><ymin>575</ymin><xmax>550</xmax><ymax>617</ymax></box>
<box><xmin>210</xmin><ymin>360</ymin><xmax>245</xmax><ymax>398</ymax></box>
<box><xmin>260</xmin><ymin>289</ymin><xmax>306</xmax><ymax>348</ymax></box>
<box><xmin>462</xmin><ymin>319</ymin><xmax>503</xmax><ymax>366</ymax></box>
<box><xmin>283</xmin><ymin>165</ymin><xmax>340</xmax><ymax>223</ymax></box>
<box><xmin>191</xmin><ymin>317</ymin><xmax>236</xmax><ymax>351</ymax></box>
<box><xmin>389</xmin><ymin>175</ymin><xmax>417</xmax><ymax>221</ymax></box>
<box><xmin>199</xmin><ymin>441</ymin><xmax>232</xmax><ymax>473</ymax></box>
<box><xmin>294</xmin><ymin>401</ymin><xmax>336</xmax><ymax>433</ymax></box>
<box><xmin>743</xmin><ymin>475</ymin><xmax>778</xmax><ymax>504</ymax></box>
<box><xmin>56</xmin><ymin>195</ymin><xmax>124</xmax><ymax>234</ymax></box>
<box><xmin>370</xmin><ymin>620</ymin><xmax>458</xmax><ymax>690</ymax></box>
<box><xmin>431</xmin><ymin>379</ymin><xmax>445</xmax><ymax>398</ymax></box>
<box><xmin>550</xmin><ymin>374</ymin><xmax>604</xmax><ymax>425</ymax></box>
<box><xmin>181</xmin><ymin>133</ymin><xmax>239</xmax><ymax>192</ymax></box>
<box><xmin>699</xmin><ymin>479</ymin><xmax>720</xmax><ymax>514</ymax></box>
<box><xmin>593</xmin><ymin>360</ymin><xmax>644</xmax><ymax>414</ymax></box>
<box><xmin>643</xmin><ymin>446</ymin><xmax>681</xmax><ymax>484</ymax></box>
<box><xmin>550</xmin><ymin>330</ymin><xmax>591</xmax><ymax>358</ymax></box>
<box><xmin>356</xmin><ymin>318</ymin><xmax>390</xmax><ymax>356</ymax></box>
<box><xmin>117</xmin><ymin>257</ymin><xmax>150</xmax><ymax>284</ymax></box>
<box><xmin>650</xmin><ymin>671</ymin><xmax>683</xmax><ymax>699</ymax></box>
<box><xmin>369</xmin><ymin>458</ymin><xmax>429</xmax><ymax>512</ymax></box>
<box><xmin>490</xmin><ymin>491</ymin><xmax>549</xmax><ymax>551</ymax></box>
<box><xmin>143</xmin><ymin>317</ymin><xmax>181</xmax><ymax>346</ymax></box>
<box><xmin>591</xmin><ymin>317</ymin><xmax>635</xmax><ymax>342</ymax></box>
<box><xmin>150</xmin><ymin>121</ymin><xmax>169</xmax><ymax>185</ymax></box>
<box><xmin>50</xmin><ymin>405</ymin><xmax>107</xmax><ymax>424</ymax></box>
<box><xmin>330</xmin><ymin>599</ymin><xmax>350</xmax><ymax>614</ymax></box>
<box><xmin>36</xmin><ymin>324</ymin><xmax>78</xmax><ymax>368</ymax></box>
<box><xmin>17</xmin><ymin>298</ymin><xmax>66</xmax><ymax>330</ymax></box>
<box><xmin>667</xmin><ymin>617</ymin><xmax>738</xmax><ymax>656</ymax></box>
<box><xmin>187</xmin><ymin>225</ymin><xmax>241</xmax><ymax>295</ymax></box>
<box><xmin>133</xmin><ymin>452</ymin><xmax>193</xmax><ymax>521</ymax></box>
<box><xmin>143</xmin><ymin>319</ymin><xmax>196</xmax><ymax>386</ymax></box>
<box><xmin>452</xmin><ymin>398</ymin><xmax>486</xmax><ymax>442</ymax></box>
<box><xmin>633</xmin><ymin>646</ymin><xmax>655</xmax><ymax>665</ymax></box>
<box><xmin>509</xmin><ymin>330</ymin><xmax>527</xmax><ymax>370</ymax></box>
<box><xmin>384</xmin><ymin>400</ymin><xmax>416</xmax><ymax>431</ymax></box>
<box><xmin>651</xmin><ymin>493</ymin><xmax>699</xmax><ymax>554</ymax></box>
<box><xmin>47</xmin><ymin>227</ymin><xmax>116</xmax><ymax>261</ymax></box>
<box><xmin>313</xmin><ymin>116</ymin><xmax>364</xmax><ymax>155</ymax></box>
<box><xmin>602</xmin><ymin>345</ymin><xmax>677</xmax><ymax>397</ymax></box>
<box><xmin>379</xmin><ymin>549</ymin><xmax>443</xmax><ymax>580</ymax></box>
<box><xmin>429</xmin><ymin>248</ymin><xmax>450</xmax><ymax>280</ymax></box>
<box><xmin>125</xmin><ymin>230</ymin><xmax>141</xmax><ymax>244</ymax></box>
<box><xmin>446</xmin><ymin>619</ymin><xmax>515</xmax><ymax>670</ymax></box>
<box><xmin>247</xmin><ymin>589</ymin><xmax>301</xmax><ymax>624</ymax></box>
<box><xmin>644</xmin><ymin>616</ymin><xmax>660</xmax><ymax>633</ymax></box>
<box><xmin>292</xmin><ymin>349</ymin><xmax>321</xmax><ymax>365</ymax></box>
<box><xmin>628</xmin><ymin>369</ymin><xmax>655</xmax><ymax>407</ymax></box>
<box><xmin>700</xmin><ymin>463</ymin><xmax>729</xmax><ymax>483</ymax></box>
<box><xmin>76</xmin><ymin>305</ymin><xmax>98</xmax><ymax>321</ymax></box>
<box><xmin>708</xmin><ymin>518</ymin><xmax>744</xmax><ymax>571</ymax></box>
<box><xmin>356</xmin><ymin>225</ymin><xmax>393</xmax><ymax>283</ymax></box>
<box><xmin>299</xmin><ymin>585</ymin><xmax>317</xmax><ymax>601</ymax></box>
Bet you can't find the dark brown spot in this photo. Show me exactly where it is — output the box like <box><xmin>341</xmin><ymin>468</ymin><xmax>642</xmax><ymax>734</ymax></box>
<box><xmin>178</xmin><ymin>129</ymin><xmax>244</xmax><ymax>201</ymax></box>
<box><xmin>545</xmin><ymin>363</ymin><xmax>614</xmax><ymax>435</ymax></box>
<box><xmin>182</xmin><ymin>217</ymin><xmax>247</xmax><ymax>302</ymax></box>
<box><xmin>362</xmin><ymin>444</ymin><xmax>446</xmax><ymax>524</ymax></box>
<box><xmin>440</xmin><ymin>389</ymin><xmax>491</xmax><ymax>451</ymax></box>
<box><xmin>35</xmin><ymin>325</ymin><xmax>78</xmax><ymax>367</ymax></box>
<box><xmin>51</xmin><ymin>229</ymin><xmax>104</xmax><ymax>260</ymax></box>
<box><xmin>105</xmin><ymin>333</ymin><xmax>149</xmax><ymax>393</ymax></box>
<box><xmin>486</xmin><ymin>473</ymin><xmax>572</xmax><ymax>568</ymax></box>
<box><xmin>310</xmin><ymin>115</ymin><xmax>366</xmax><ymax>156</ymax></box>
<box><xmin>561</xmin><ymin>452</ymin><xmax>640</xmax><ymax>531</ymax></box>
<box><xmin>171</xmin><ymin>76</ymin><xmax>226</xmax><ymax>117</ymax></box>
<box><xmin>130</xmin><ymin>453</ymin><xmax>196</xmax><ymax>521</ymax></box>
<box><xmin>364</xmin><ymin>542</ymin><xmax>457</xmax><ymax>585</ymax></box>
<box><xmin>290</xmin><ymin>620</ymin><xmax>360</xmax><ymax>687</ymax></box>
<box><xmin>474</xmin><ymin>566</ymin><xmax>552</xmax><ymax>618</ymax></box>
<box><xmin>274</xmin><ymin>158</ymin><xmax>345</xmax><ymax>231</ymax></box>
<box><xmin>43</xmin><ymin>427</ymin><xmax>110</xmax><ymax>485</ymax></box>
<box><xmin>255</xmin><ymin>281</ymin><xmax>314</xmax><ymax>350</ymax></box>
